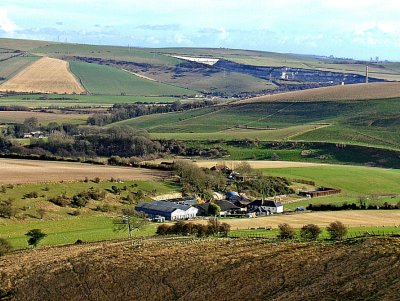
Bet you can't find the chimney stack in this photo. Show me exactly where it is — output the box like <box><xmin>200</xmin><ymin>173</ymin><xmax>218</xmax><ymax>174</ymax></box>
<box><xmin>366</xmin><ymin>65</ymin><xmax>369</xmax><ymax>83</ymax></box>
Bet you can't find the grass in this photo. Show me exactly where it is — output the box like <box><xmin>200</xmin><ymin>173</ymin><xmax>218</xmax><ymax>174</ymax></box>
<box><xmin>0</xmin><ymin>55</ymin><xmax>39</xmax><ymax>83</ymax></box>
<box><xmin>69</xmin><ymin>61</ymin><xmax>196</xmax><ymax>96</ymax></box>
<box><xmin>112</xmin><ymin>99</ymin><xmax>400</xmax><ymax>150</ymax></box>
<box><xmin>0</xmin><ymin>216</ymin><xmax>157</xmax><ymax>249</ymax></box>
<box><xmin>259</xmin><ymin>165</ymin><xmax>400</xmax><ymax>209</ymax></box>
<box><xmin>0</xmin><ymin>179</ymin><xmax>178</xmax><ymax>248</ymax></box>
<box><xmin>0</xmin><ymin>111</ymin><xmax>90</xmax><ymax>124</ymax></box>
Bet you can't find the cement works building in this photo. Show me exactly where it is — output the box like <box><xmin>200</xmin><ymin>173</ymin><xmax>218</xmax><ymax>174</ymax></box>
<box><xmin>135</xmin><ymin>201</ymin><xmax>198</xmax><ymax>220</ymax></box>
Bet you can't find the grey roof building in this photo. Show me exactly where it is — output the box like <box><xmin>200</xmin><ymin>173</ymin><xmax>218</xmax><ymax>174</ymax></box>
<box><xmin>135</xmin><ymin>201</ymin><xmax>198</xmax><ymax>220</ymax></box>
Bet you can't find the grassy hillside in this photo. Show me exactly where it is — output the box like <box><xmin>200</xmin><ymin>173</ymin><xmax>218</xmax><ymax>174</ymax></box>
<box><xmin>0</xmin><ymin>55</ymin><xmax>39</xmax><ymax>83</ymax></box>
<box><xmin>158</xmin><ymin>47</ymin><xmax>400</xmax><ymax>81</ymax></box>
<box><xmin>113</xmin><ymin>98</ymin><xmax>400</xmax><ymax>150</ymax></box>
<box><xmin>69</xmin><ymin>61</ymin><xmax>196</xmax><ymax>96</ymax></box>
<box><xmin>1</xmin><ymin>238</ymin><xmax>399</xmax><ymax>300</ymax></box>
<box><xmin>238</xmin><ymin>82</ymin><xmax>400</xmax><ymax>103</ymax></box>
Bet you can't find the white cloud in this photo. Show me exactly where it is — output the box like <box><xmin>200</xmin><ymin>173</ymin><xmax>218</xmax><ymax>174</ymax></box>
<box><xmin>0</xmin><ymin>9</ymin><xmax>18</xmax><ymax>33</ymax></box>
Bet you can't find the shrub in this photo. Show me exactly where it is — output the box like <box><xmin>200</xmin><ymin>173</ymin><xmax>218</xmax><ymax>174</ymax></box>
<box><xmin>95</xmin><ymin>204</ymin><xmax>112</xmax><ymax>212</ymax></box>
<box><xmin>75</xmin><ymin>239</ymin><xmax>84</xmax><ymax>244</ymax></box>
<box><xmin>0</xmin><ymin>199</ymin><xmax>16</xmax><ymax>218</ymax></box>
<box><xmin>278</xmin><ymin>223</ymin><xmax>296</xmax><ymax>239</ymax></box>
<box><xmin>70</xmin><ymin>209</ymin><xmax>81</xmax><ymax>216</ymax></box>
<box><xmin>93</xmin><ymin>177</ymin><xmax>101</xmax><ymax>183</ymax></box>
<box><xmin>37</xmin><ymin>208</ymin><xmax>46</xmax><ymax>219</ymax></box>
<box><xmin>0</xmin><ymin>238</ymin><xmax>13</xmax><ymax>256</ymax></box>
<box><xmin>156</xmin><ymin>224</ymin><xmax>171</xmax><ymax>235</ymax></box>
<box><xmin>327</xmin><ymin>221</ymin><xmax>348</xmax><ymax>240</ymax></box>
<box><xmin>48</xmin><ymin>194</ymin><xmax>71</xmax><ymax>207</ymax></box>
<box><xmin>300</xmin><ymin>224</ymin><xmax>322</xmax><ymax>240</ymax></box>
<box><xmin>208</xmin><ymin>202</ymin><xmax>221</xmax><ymax>216</ymax></box>
<box><xmin>24</xmin><ymin>191</ymin><xmax>39</xmax><ymax>198</ymax></box>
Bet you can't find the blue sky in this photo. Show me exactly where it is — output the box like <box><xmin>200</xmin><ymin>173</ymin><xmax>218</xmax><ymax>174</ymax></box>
<box><xmin>1</xmin><ymin>0</ymin><xmax>400</xmax><ymax>60</ymax></box>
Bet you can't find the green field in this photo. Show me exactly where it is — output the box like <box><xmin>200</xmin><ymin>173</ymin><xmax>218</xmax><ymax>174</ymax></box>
<box><xmin>0</xmin><ymin>93</ymin><xmax>187</xmax><ymax>107</ymax></box>
<box><xmin>0</xmin><ymin>216</ymin><xmax>157</xmax><ymax>249</ymax></box>
<box><xmin>0</xmin><ymin>179</ymin><xmax>178</xmax><ymax>248</ymax></box>
<box><xmin>0</xmin><ymin>55</ymin><xmax>39</xmax><ymax>83</ymax></box>
<box><xmin>260</xmin><ymin>165</ymin><xmax>400</xmax><ymax>209</ymax></box>
<box><xmin>69</xmin><ymin>61</ymin><xmax>196</xmax><ymax>96</ymax></box>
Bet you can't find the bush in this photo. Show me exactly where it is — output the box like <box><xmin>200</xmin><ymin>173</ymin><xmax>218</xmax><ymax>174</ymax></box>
<box><xmin>70</xmin><ymin>210</ymin><xmax>81</xmax><ymax>216</ymax></box>
<box><xmin>0</xmin><ymin>199</ymin><xmax>16</xmax><ymax>218</ymax></box>
<box><xmin>327</xmin><ymin>221</ymin><xmax>348</xmax><ymax>240</ymax></box>
<box><xmin>156</xmin><ymin>224</ymin><xmax>171</xmax><ymax>235</ymax></box>
<box><xmin>24</xmin><ymin>191</ymin><xmax>39</xmax><ymax>198</ymax></box>
<box><xmin>48</xmin><ymin>194</ymin><xmax>71</xmax><ymax>207</ymax></box>
<box><xmin>300</xmin><ymin>224</ymin><xmax>322</xmax><ymax>240</ymax></box>
<box><xmin>278</xmin><ymin>223</ymin><xmax>296</xmax><ymax>239</ymax></box>
<box><xmin>0</xmin><ymin>238</ymin><xmax>13</xmax><ymax>256</ymax></box>
<box><xmin>95</xmin><ymin>204</ymin><xmax>112</xmax><ymax>212</ymax></box>
<box><xmin>93</xmin><ymin>177</ymin><xmax>101</xmax><ymax>183</ymax></box>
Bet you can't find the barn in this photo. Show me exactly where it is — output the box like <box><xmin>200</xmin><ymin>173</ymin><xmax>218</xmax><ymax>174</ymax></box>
<box><xmin>135</xmin><ymin>201</ymin><xmax>198</xmax><ymax>220</ymax></box>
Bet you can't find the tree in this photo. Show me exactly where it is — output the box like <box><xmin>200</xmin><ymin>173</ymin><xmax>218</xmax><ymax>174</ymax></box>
<box><xmin>25</xmin><ymin>229</ymin><xmax>47</xmax><ymax>248</ymax></box>
<box><xmin>277</xmin><ymin>223</ymin><xmax>295</xmax><ymax>239</ymax></box>
<box><xmin>0</xmin><ymin>238</ymin><xmax>13</xmax><ymax>256</ymax></box>
<box><xmin>114</xmin><ymin>209</ymin><xmax>148</xmax><ymax>238</ymax></box>
<box><xmin>219</xmin><ymin>222</ymin><xmax>231</xmax><ymax>237</ymax></box>
<box><xmin>327</xmin><ymin>221</ymin><xmax>348</xmax><ymax>240</ymax></box>
<box><xmin>23</xmin><ymin>117</ymin><xmax>38</xmax><ymax>132</ymax></box>
<box><xmin>234</xmin><ymin>161</ymin><xmax>253</xmax><ymax>175</ymax></box>
<box><xmin>208</xmin><ymin>202</ymin><xmax>221</xmax><ymax>216</ymax></box>
<box><xmin>300</xmin><ymin>224</ymin><xmax>322</xmax><ymax>240</ymax></box>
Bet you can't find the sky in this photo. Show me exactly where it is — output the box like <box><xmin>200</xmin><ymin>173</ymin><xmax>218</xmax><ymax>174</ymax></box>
<box><xmin>1</xmin><ymin>0</ymin><xmax>400</xmax><ymax>60</ymax></box>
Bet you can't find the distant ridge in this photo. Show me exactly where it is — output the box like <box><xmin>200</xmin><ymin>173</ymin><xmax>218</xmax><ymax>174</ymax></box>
<box><xmin>237</xmin><ymin>82</ymin><xmax>400</xmax><ymax>103</ymax></box>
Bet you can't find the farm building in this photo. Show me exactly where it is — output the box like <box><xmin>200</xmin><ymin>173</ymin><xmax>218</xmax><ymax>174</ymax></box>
<box><xmin>135</xmin><ymin>201</ymin><xmax>198</xmax><ymax>220</ymax></box>
<box><xmin>247</xmin><ymin>200</ymin><xmax>283</xmax><ymax>215</ymax></box>
<box><xmin>299</xmin><ymin>187</ymin><xmax>341</xmax><ymax>198</ymax></box>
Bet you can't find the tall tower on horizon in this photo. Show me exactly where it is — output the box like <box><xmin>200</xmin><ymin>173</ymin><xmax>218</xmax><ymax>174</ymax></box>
<box><xmin>365</xmin><ymin>65</ymin><xmax>369</xmax><ymax>83</ymax></box>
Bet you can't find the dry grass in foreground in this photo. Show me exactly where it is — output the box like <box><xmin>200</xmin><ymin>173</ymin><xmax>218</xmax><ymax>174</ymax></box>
<box><xmin>201</xmin><ymin>210</ymin><xmax>400</xmax><ymax>229</ymax></box>
<box><xmin>0</xmin><ymin>158</ymin><xmax>168</xmax><ymax>184</ymax></box>
<box><xmin>0</xmin><ymin>57</ymin><xmax>85</xmax><ymax>94</ymax></box>
<box><xmin>237</xmin><ymin>82</ymin><xmax>400</xmax><ymax>103</ymax></box>
<box><xmin>0</xmin><ymin>237</ymin><xmax>399</xmax><ymax>300</ymax></box>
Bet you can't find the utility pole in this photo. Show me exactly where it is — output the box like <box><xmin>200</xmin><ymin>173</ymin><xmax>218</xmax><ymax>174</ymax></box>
<box><xmin>365</xmin><ymin>65</ymin><xmax>369</xmax><ymax>84</ymax></box>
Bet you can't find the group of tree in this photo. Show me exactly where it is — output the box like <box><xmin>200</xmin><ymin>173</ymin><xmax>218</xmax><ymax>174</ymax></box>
<box><xmin>173</xmin><ymin>160</ymin><xmax>227</xmax><ymax>199</ymax></box>
<box><xmin>87</xmin><ymin>100</ymin><xmax>216</xmax><ymax>126</ymax></box>
<box><xmin>278</xmin><ymin>221</ymin><xmax>348</xmax><ymax>241</ymax></box>
<box><xmin>156</xmin><ymin>218</ymin><xmax>231</xmax><ymax>237</ymax></box>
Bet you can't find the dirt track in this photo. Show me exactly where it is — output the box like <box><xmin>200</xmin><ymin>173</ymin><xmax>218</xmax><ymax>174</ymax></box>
<box><xmin>0</xmin><ymin>158</ymin><xmax>168</xmax><ymax>184</ymax></box>
<box><xmin>0</xmin><ymin>57</ymin><xmax>86</xmax><ymax>94</ymax></box>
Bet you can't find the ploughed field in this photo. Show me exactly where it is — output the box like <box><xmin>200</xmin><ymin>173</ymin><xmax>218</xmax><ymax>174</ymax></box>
<box><xmin>1</xmin><ymin>237</ymin><xmax>399</xmax><ymax>301</ymax></box>
<box><xmin>0</xmin><ymin>57</ymin><xmax>85</xmax><ymax>94</ymax></box>
<box><xmin>0</xmin><ymin>158</ymin><xmax>168</xmax><ymax>184</ymax></box>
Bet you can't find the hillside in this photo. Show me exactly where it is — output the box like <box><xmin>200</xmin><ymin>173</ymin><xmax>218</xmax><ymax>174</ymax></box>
<box><xmin>238</xmin><ymin>82</ymin><xmax>400</xmax><ymax>103</ymax></box>
<box><xmin>2</xmin><ymin>38</ymin><xmax>400</xmax><ymax>97</ymax></box>
<box><xmin>1</xmin><ymin>238</ymin><xmax>399</xmax><ymax>300</ymax></box>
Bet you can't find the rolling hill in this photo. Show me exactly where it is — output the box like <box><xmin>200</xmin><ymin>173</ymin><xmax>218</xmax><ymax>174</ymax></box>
<box><xmin>237</xmin><ymin>82</ymin><xmax>400</xmax><ymax>103</ymax></box>
<box><xmin>1</xmin><ymin>237</ymin><xmax>399</xmax><ymax>300</ymax></box>
<box><xmin>2</xmin><ymin>38</ymin><xmax>400</xmax><ymax>98</ymax></box>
